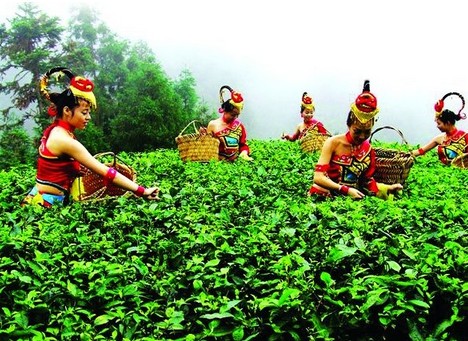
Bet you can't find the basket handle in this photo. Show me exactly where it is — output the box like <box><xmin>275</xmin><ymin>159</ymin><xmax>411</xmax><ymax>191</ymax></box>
<box><xmin>92</xmin><ymin>151</ymin><xmax>132</xmax><ymax>169</ymax></box>
<box><xmin>92</xmin><ymin>152</ymin><xmax>117</xmax><ymax>167</ymax></box>
<box><xmin>370</xmin><ymin>125</ymin><xmax>409</xmax><ymax>145</ymax></box>
<box><xmin>178</xmin><ymin>120</ymin><xmax>203</xmax><ymax>136</ymax></box>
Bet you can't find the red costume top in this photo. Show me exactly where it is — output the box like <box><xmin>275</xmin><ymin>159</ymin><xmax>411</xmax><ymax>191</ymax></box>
<box><xmin>287</xmin><ymin>119</ymin><xmax>328</xmax><ymax>141</ymax></box>
<box><xmin>213</xmin><ymin>119</ymin><xmax>250</xmax><ymax>161</ymax></box>
<box><xmin>310</xmin><ymin>132</ymin><xmax>379</xmax><ymax>196</ymax></box>
<box><xmin>437</xmin><ymin>129</ymin><xmax>468</xmax><ymax>165</ymax></box>
<box><xmin>36</xmin><ymin>120</ymin><xmax>81</xmax><ymax>192</ymax></box>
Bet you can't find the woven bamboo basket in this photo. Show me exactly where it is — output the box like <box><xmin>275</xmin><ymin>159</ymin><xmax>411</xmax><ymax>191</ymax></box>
<box><xmin>72</xmin><ymin>152</ymin><xmax>136</xmax><ymax>202</ymax></box>
<box><xmin>299</xmin><ymin>129</ymin><xmax>332</xmax><ymax>153</ymax></box>
<box><xmin>175</xmin><ymin>120</ymin><xmax>220</xmax><ymax>162</ymax></box>
<box><xmin>369</xmin><ymin>126</ymin><xmax>415</xmax><ymax>185</ymax></box>
<box><xmin>451</xmin><ymin>153</ymin><xmax>468</xmax><ymax>169</ymax></box>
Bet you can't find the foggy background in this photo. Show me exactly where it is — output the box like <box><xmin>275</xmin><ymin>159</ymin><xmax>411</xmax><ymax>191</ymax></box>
<box><xmin>2</xmin><ymin>0</ymin><xmax>467</xmax><ymax>145</ymax></box>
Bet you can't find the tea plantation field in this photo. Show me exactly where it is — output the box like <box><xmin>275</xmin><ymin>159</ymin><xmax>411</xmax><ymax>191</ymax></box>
<box><xmin>0</xmin><ymin>140</ymin><xmax>466</xmax><ymax>340</ymax></box>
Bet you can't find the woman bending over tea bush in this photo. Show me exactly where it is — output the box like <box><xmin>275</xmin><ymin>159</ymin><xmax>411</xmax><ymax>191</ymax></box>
<box><xmin>22</xmin><ymin>67</ymin><xmax>159</xmax><ymax>208</ymax></box>
<box><xmin>309</xmin><ymin>80</ymin><xmax>402</xmax><ymax>200</ymax></box>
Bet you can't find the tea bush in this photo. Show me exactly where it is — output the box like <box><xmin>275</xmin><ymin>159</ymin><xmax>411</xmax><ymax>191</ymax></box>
<box><xmin>0</xmin><ymin>140</ymin><xmax>466</xmax><ymax>340</ymax></box>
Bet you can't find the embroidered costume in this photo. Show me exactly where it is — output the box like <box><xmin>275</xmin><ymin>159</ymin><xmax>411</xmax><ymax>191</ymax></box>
<box><xmin>23</xmin><ymin>186</ymin><xmax>67</xmax><ymax>208</ymax></box>
<box><xmin>23</xmin><ymin>120</ymin><xmax>82</xmax><ymax>207</ymax></box>
<box><xmin>310</xmin><ymin>80</ymin><xmax>392</xmax><ymax>199</ymax></box>
<box><xmin>213</xmin><ymin>119</ymin><xmax>250</xmax><ymax>161</ymax></box>
<box><xmin>284</xmin><ymin>92</ymin><xmax>329</xmax><ymax>141</ymax></box>
<box><xmin>287</xmin><ymin>119</ymin><xmax>328</xmax><ymax>141</ymax></box>
<box><xmin>36</xmin><ymin>120</ymin><xmax>82</xmax><ymax>193</ymax></box>
<box><xmin>23</xmin><ymin>67</ymin><xmax>96</xmax><ymax>207</ymax></box>
<box><xmin>309</xmin><ymin>132</ymin><xmax>379</xmax><ymax>196</ymax></box>
<box><xmin>214</xmin><ymin>85</ymin><xmax>251</xmax><ymax>161</ymax></box>
<box><xmin>437</xmin><ymin>129</ymin><xmax>468</xmax><ymax>164</ymax></box>
<box><xmin>432</xmin><ymin>92</ymin><xmax>468</xmax><ymax>165</ymax></box>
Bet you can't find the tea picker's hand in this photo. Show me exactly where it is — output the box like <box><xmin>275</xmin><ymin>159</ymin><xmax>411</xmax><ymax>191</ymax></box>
<box><xmin>239</xmin><ymin>151</ymin><xmax>253</xmax><ymax>161</ymax></box>
<box><xmin>144</xmin><ymin>186</ymin><xmax>160</xmax><ymax>200</ymax></box>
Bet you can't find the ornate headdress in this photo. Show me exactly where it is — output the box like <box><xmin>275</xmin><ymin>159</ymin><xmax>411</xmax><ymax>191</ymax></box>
<box><xmin>40</xmin><ymin>66</ymin><xmax>97</xmax><ymax>116</ymax></box>
<box><xmin>219</xmin><ymin>85</ymin><xmax>244</xmax><ymax>113</ymax></box>
<box><xmin>434</xmin><ymin>92</ymin><xmax>466</xmax><ymax>119</ymax></box>
<box><xmin>350</xmin><ymin>80</ymin><xmax>379</xmax><ymax>125</ymax></box>
<box><xmin>301</xmin><ymin>92</ymin><xmax>315</xmax><ymax>112</ymax></box>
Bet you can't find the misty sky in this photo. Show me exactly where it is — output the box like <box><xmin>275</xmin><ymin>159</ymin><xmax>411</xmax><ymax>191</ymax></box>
<box><xmin>2</xmin><ymin>0</ymin><xmax>467</xmax><ymax>145</ymax></box>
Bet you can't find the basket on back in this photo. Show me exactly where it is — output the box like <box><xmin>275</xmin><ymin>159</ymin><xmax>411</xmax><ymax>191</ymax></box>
<box><xmin>175</xmin><ymin>120</ymin><xmax>220</xmax><ymax>162</ymax></box>
<box><xmin>299</xmin><ymin>129</ymin><xmax>332</xmax><ymax>153</ymax></box>
<box><xmin>71</xmin><ymin>152</ymin><xmax>136</xmax><ymax>202</ymax></box>
<box><xmin>370</xmin><ymin>126</ymin><xmax>415</xmax><ymax>185</ymax></box>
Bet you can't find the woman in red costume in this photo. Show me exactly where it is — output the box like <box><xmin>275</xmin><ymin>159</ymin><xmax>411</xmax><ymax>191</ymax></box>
<box><xmin>411</xmin><ymin>92</ymin><xmax>467</xmax><ymax>164</ymax></box>
<box><xmin>206</xmin><ymin>85</ymin><xmax>253</xmax><ymax>161</ymax></box>
<box><xmin>23</xmin><ymin>67</ymin><xmax>159</xmax><ymax>207</ymax></box>
<box><xmin>282</xmin><ymin>92</ymin><xmax>329</xmax><ymax>141</ymax></box>
<box><xmin>309</xmin><ymin>80</ymin><xmax>403</xmax><ymax>200</ymax></box>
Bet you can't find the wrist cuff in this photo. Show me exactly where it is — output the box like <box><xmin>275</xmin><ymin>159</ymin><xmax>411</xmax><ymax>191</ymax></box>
<box><xmin>339</xmin><ymin>185</ymin><xmax>350</xmax><ymax>195</ymax></box>
<box><xmin>103</xmin><ymin>167</ymin><xmax>117</xmax><ymax>186</ymax></box>
<box><xmin>134</xmin><ymin>185</ymin><xmax>145</xmax><ymax>197</ymax></box>
<box><xmin>418</xmin><ymin>148</ymin><xmax>425</xmax><ymax>156</ymax></box>
<box><xmin>315</xmin><ymin>164</ymin><xmax>330</xmax><ymax>172</ymax></box>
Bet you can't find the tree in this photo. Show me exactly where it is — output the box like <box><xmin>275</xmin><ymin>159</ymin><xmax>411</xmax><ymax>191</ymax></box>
<box><xmin>174</xmin><ymin>69</ymin><xmax>198</xmax><ymax>119</ymax></box>
<box><xmin>0</xmin><ymin>125</ymin><xmax>35</xmax><ymax>169</ymax></box>
<box><xmin>109</xmin><ymin>44</ymin><xmax>185</xmax><ymax>151</ymax></box>
<box><xmin>65</xmin><ymin>4</ymin><xmax>130</xmax><ymax>131</ymax></box>
<box><xmin>0</xmin><ymin>2</ymin><xmax>63</xmax><ymax>129</ymax></box>
<box><xmin>1</xmin><ymin>2</ymin><xmax>205</xmax><ymax>153</ymax></box>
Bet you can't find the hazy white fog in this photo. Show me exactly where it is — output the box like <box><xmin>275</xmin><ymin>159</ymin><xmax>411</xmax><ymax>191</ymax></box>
<box><xmin>2</xmin><ymin>0</ymin><xmax>467</xmax><ymax>145</ymax></box>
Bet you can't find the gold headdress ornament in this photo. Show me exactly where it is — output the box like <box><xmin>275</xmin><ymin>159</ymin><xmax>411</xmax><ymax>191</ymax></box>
<box><xmin>40</xmin><ymin>67</ymin><xmax>97</xmax><ymax>116</ymax></box>
<box><xmin>301</xmin><ymin>92</ymin><xmax>315</xmax><ymax>111</ymax></box>
<box><xmin>434</xmin><ymin>92</ymin><xmax>466</xmax><ymax>119</ymax></box>
<box><xmin>219</xmin><ymin>85</ymin><xmax>244</xmax><ymax>112</ymax></box>
<box><xmin>350</xmin><ymin>80</ymin><xmax>379</xmax><ymax>125</ymax></box>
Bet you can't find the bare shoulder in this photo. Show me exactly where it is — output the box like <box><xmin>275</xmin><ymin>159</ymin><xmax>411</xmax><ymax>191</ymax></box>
<box><xmin>47</xmin><ymin>126</ymin><xmax>75</xmax><ymax>154</ymax></box>
<box><xmin>432</xmin><ymin>133</ymin><xmax>446</xmax><ymax>144</ymax></box>
<box><xmin>325</xmin><ymin>134</ymin><xmax>343</xmax><ymax>146</ymax></box>
<box><xmin>207</xmin><ymin>118</ymin><xmax>222</xmax><ymax>132</ymax></box>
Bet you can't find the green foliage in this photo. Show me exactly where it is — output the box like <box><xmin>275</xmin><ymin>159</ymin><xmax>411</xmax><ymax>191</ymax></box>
<box><xmin>0</xmin><ymin>140</ymin><xmax>466</xmax><ymax>340</ymax></box>
<box><xmin>1</xmin><ymin>3</ymin><xmax>205</xmax><ymax>156</ymax></box>
<box><xmin>74</xmin><ymin>121</ymin><xmax>110</xmax><ymax>155</ymax></box>
<box><xmin>0</xmin><ymin>126</ymin><xmax>35</xmax><ymax>169</ymax></box>
<box><xmin>174</xmin><ymin>69</ymin><xmax>198</xmax><ymax>116</ymax></box>
<box><xmin>0</xmin><ymin>2</ymin><xmax>63</xmax><ymax>126</ymax></box>
<box><xmin>108</xmin><ymin>47</ymin><xmax>190</xmax><ymax>151</ymax></box>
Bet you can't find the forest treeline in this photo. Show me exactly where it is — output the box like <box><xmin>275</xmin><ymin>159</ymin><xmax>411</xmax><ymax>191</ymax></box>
<box><xmin>0</xmin><ymin>2</ymin><xmax>215</xmax><ymax>170</ymax></box>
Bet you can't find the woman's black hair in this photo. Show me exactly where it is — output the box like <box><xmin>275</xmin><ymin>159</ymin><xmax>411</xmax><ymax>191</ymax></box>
<box><xmin>41</xmin><ymin>67</ymin><xmax>82</xmax><ymax>118</ymax></box>
<box><xmin>437</xmin><ymin>92</ymin><xmax>465</xmax><ymax>124</ymax></box>
<box><xmin>438</xmin><ymin>109</ymin><xmax>459</xmax><ymax>125</ymax></box>
<box><xmin>346</xmin><ymin>111</ymin><xmax>354</xmax><ymax>126</ymax></box>
<box><xmin>48</xmin><ymin>89</ymin><xmax>81</xmax><ymax>118</ymax></box>
<box><xmin>221</xmin><ymin>100</ymin><xmax>235</xmax><ymax>112</ymax></box>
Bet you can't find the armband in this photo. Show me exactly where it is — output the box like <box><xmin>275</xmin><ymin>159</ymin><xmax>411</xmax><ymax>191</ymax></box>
<box><xmin>103</xmin><ymin>167</ymin><xmax>117</xmax><ymax>186</ymax></box>
<box><xmin>339</xmin><ymin>185</ymin><xmax>350</xmax><ymax>195</ymax></box>
<box><xmin>418</xmin><ymin>148</ymin><xmax>425</xmax><ymax>156</ymax></box>
<box><xmin>315</xmin><ymin>164</ymin><xmax>330</xmax><ymax>172</ymax></box>
<box><xmin>134</xmin><ymin>186</ymin><xmax>145</xmax><ymax>197</ymax></box>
